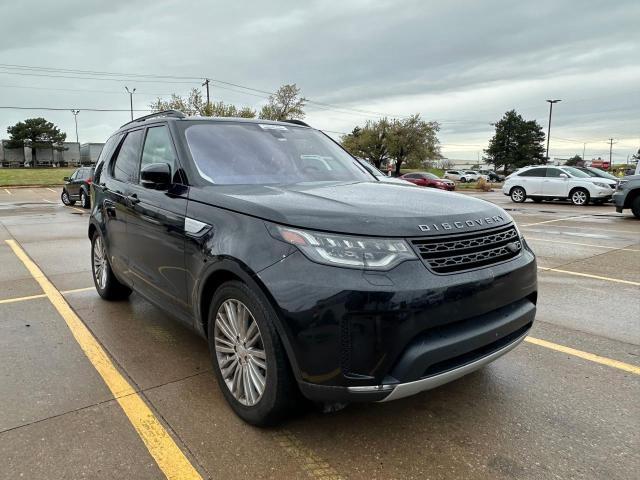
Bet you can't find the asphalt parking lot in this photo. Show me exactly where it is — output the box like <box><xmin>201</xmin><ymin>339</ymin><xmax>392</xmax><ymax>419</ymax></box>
<box><xmin>0</xmin><ymin>186</ymin><xmax>638</xmax><ymax>480</ymax></box>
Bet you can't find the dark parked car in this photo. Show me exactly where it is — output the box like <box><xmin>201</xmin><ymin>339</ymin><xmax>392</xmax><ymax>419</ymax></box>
<box><xmin>400</xmin><ymin>172</ymin><xmax>456</xmax><ymax>190</ymax></box>
<box><xmin>89</xmin><ymin>111</ymin><xmax>537</xmax><ymax>425</ymax></box>
<box><xmin>613</xmin><ymin>175</ymin><xmax>640</xmax><ymax>218</ymax></box>
<box><xmin>62</xmin><ymin>166</ymin><xmax>94</xmax><ymax>208</ymax></box>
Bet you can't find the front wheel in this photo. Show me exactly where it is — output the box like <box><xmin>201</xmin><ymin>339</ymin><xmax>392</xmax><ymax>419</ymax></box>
<box><xmin>91</xmin><ymin>231</ymin><xmax>132</xmax><ymax>300</ymax></box>
<box><xmin>570</xmin><ymin>188</ymin><xmax>590</xmax><ymax>206</ymax></box>
<box><xmin>208</xmin><ymin>281</ymin><xmax>296</xmax><ymax>426</ymax></box>
<box><xmin>510</xmin><ymin>186</ymin><xmax>526</xmax><ymax>203</ymax></box>
<box><xmin>61</xmin><ymin>189</ymin><xmax>75</xmax><ymax>206</ymax></box>
<box><xmin>460</xmin><ymin>177</ymin><xmax>467</xmax><ymax>183</ymax></box>
<box><xmin>631</xmin><ymin>196</ymin><xmax>640</xmax><ymax>219</ymax></box>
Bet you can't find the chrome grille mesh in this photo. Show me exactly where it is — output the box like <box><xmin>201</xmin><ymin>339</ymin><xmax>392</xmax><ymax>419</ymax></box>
<box><xmin>411</xmin><ymin>225</ymin><xmax>521</xmax><ymax>273</ymax></box>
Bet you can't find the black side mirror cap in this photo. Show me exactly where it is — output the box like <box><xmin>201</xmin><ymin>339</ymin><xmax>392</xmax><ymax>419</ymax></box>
<box><xmin>63</xmin><ymin>177</ymin><xmax>70</xmax><ymax>181</ymax></box>
<box><xmin>141</xmin><ymin>163</ymin><xmax>172</xmax><ymax>189</ymax></box>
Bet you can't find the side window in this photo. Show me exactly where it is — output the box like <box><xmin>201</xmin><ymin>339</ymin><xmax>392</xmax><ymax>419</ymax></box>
<box><xmin>70</xmin><ymin>170</ymin><xmax>80</xmax><ymax>180</ymax></box>
<box><xmin>404</xmin><ymin>173</ymin><xmax>417</xmax><ymax>178</ymax></box>
<box><xmin>546</xmin><ymin>168</ymin><xmax>564</xmax><ymax>177</ymax></box>
<box><xmin>519</xmin><ymin>168</ymin><xmax>546</xmax><ymax>177</ymax></box>
<box><xmin>94</xmin><ymin>134</ymin><xmax>122</xmax><ymax>184</ymax></box>
<box><xmin>112</xmin><ymin>130</ymin><xmax>144</xmax><ymax>183</ymax></box>
<box><xmin>140</xmin><ymin>126</ymin><xmax>178</xmax><ymax>181</ymax></box>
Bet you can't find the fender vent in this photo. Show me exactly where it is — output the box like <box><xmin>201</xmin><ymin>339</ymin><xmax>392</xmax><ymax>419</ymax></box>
<box><xmin>411</xmin><ymin>225</ymin><xmax>522</xmax><ymax>274</ymax></box>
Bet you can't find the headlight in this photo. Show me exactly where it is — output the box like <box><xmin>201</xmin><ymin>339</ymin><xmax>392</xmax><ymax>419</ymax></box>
<box><xmin>269</xmin><ymin>225</ymin><xmax>417</xmax><ymax>270</ymax></box>
<box><xmin>593</xmin><ymin>182</ymin><xmax>610</xmax><ymax>189</ymax></box>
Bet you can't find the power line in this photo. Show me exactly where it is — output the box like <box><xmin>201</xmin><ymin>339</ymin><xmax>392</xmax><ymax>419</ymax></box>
<box><xmin>0</xmin><ymin>106</ymin><xmax>152</xmax><ymax>112</ymax></box>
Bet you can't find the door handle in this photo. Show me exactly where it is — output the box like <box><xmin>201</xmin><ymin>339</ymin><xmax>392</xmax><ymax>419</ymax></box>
<box><xmin>126</xmin><ymin>194</ymin><xmax>140</xmax><ymax>206</ymax></box>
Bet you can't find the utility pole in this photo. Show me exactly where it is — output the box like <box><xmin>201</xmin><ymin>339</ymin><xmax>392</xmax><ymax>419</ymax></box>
<box><xmin>608</xmin><ymin>138</ymin><xmax>617</xmax><ymax>170</ymax></box>
<box><xmin>582</xmin><ymin>142</ymin><xmax>586</xmax><ymax>160</ymax></box>
<box><xmin>70</xmin><ymin>110</ymin><xmax>80</xmax><ymax>144</ymax></box>
<box><xmin>202</xmin><ymin>78</ymin><xmax>211</xmax><ymax>108</ymax></box>
<box><xmin>124</xmin><ymin>86</ymin><xmax>136</xmax><ymax>120</ymax></box>
<box><xmin>545</xmin><ymin>99</ymin><xmax>561</xmax><ymax>162</ymax></box>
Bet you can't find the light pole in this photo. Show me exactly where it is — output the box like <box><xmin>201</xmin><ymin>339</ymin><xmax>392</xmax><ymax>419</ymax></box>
<box><xmin>125</xmin><ymin>86</ymin><xmax>136</xmax><ymax>120</ymax></box>
<box><xmin>545</xmin><ymin>99</ymin><xmax>561</xmax><ymax>162</ymax></box>
<box><xmin>70</xmin><ymin>110</ymin><xmax>80</xmax><ymax>144</ymax></box>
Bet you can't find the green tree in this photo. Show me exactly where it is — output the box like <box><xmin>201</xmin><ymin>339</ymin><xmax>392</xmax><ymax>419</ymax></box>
<box><xmin>386</xmin><ymin>114</ymin><xmax>441</xmax><ymax>175</ymax></box>
<box><xmin>565</xmin><ymin>154</ymin><xmax>583</xmax><ymax>166</ymax></box>
<box><xmin>341</xmin><ymin>119</ymin><xmax>390</xmax><ymax>168</ymax></box>
<box><xmin>484</xmin><ymin>110</ymin><xmax>546</xmax><ymax>173</ymax></box>
<box><xmin>259</xmin><ymin>84</ymin><xmax>306</xmax><ymax>121</ymax></box>
<box><xmin>150</xmin><ymin>88</ymin><xmax>256</xmax><ymax>118</ymax></box>
<box><xmin>6</xmin><ymin>118</ymin><xmax>66</xmax><ymax>165</ymax></box>
<box><xmin>632</xmin><ymin>148</ymin><xmax>640</xmax><ymax>163</ymax></box>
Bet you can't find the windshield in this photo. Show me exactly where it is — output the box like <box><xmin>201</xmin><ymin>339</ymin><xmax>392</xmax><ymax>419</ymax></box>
<box><xmin>586</xmin><ymin>167</ymin><xmax>617</xmax><ymax>180</ymax></box>
<box><xmin>562</xmin><ymin>166</ymin><xmax>591</xmax><ymax>178</ymax></box>
<box><xmin>423</xmin><ymin>173</ymin><xmax>439</xmax><ymax>179</ymax></box>
<box><xmin>185</xmin><ymin>122</ymin><xmax>372</xmax><ymax>185</ymax></box>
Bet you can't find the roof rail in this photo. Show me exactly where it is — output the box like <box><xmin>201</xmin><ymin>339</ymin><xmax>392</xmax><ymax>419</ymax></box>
<box><xmin>120</xmin><ymin>110</ymin><xmax>186</xmax><ymax>128</ymax></box>
<box><xmin>282</xmin><ymin>119</ymin><xmax>311</xmax><ymax>127</ymax></box>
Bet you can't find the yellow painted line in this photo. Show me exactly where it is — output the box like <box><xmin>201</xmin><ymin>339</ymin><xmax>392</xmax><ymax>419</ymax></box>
<box><xmin>527</xmin><ymin>237</ymin><xmax>640</xmax><ymax>252</ymax></box>
<box><xmin>42</xmin><ymin>198</ymin><xmax>55</xmax><ymax>203</ymax></box>
<box><xmin>526</xmin><ymin>337</ymin><xmax>640</xmax><ymax>375</ymax></box>
<box><xmin>71</xmin><ymin>207</ymin><xmax>85</xmax><ymax>213</ymax></box>
<box><xmin>3</xmin><ymin>188</ymin><xmax>11</xmax><ymax>195</ymax></box>
<box><xmin>47</xmin><ymin>187</ymin><xmax>57</xmax><ymax>193</ymax></box>
<box><xmin>273</xmin><ymin>429</ymin><xmax>344</xmax><ymax>480</ymax></box>
<box><xmin>0</xmin><ymin>293</ymin><xmax>47</xmax><ymax>304</ymax></box>
<box><xmin>538</xmin><ymin>266</ymin><xmax>640</xmax><ymax>286</ymax></box>
<box><xmin>5</xmin><ymin>239</ymin><xmax>202</xmax><ymax>480</ymax></box>
<box><xmin>520</xmin><ymin>215</ymin><xmax>588</xmax><ymax>227</ymax></box>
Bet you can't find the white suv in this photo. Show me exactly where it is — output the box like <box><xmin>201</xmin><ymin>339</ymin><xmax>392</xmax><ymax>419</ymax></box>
<box><xmin>502</xmin><ymin>166</ymin><xmax>615</xmax><ymax>205</ymax></box>
<box><xmin>444</xmin><ymin>170</ymin><xmax>479</xmax><ymax>183</ymax></box>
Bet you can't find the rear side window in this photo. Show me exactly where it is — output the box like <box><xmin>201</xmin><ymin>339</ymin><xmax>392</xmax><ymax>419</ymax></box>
<box><xmin>112</xmin><ymin>130</ymin><xmax>144</xmax><ymax>183</ymax></box>
<box><xmin>141</xmin><ymin>126</ymin><xmax>178</xmax><ymax>181</ymax></box>
<box><xmin>518</xmin><ymin>168</ymin><xmax>546</xmax><ymax>177</ymax></box>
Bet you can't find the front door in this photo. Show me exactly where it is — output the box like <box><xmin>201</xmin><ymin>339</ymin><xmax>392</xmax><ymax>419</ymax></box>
<box><xmin>543</xmin><ymin>167</ymin><xmax>570</xmax><ymax>197</ymax></box>
<box><xmin>125</xmin><ymin>125</ymin><xmax>190</xmax><ymax>319</ymax></box>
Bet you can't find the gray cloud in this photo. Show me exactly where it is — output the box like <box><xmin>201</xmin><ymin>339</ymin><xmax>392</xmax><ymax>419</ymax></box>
<box><xmin>0</xmin><ymin>0</ymin><xmax>638</xmax><ymax>160</ymax></box>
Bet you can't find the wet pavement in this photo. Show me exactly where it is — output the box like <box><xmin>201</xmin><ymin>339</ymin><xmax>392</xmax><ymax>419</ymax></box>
<box><xmin>0</xmin><ymin>187</ymin><xmax>638</xmax><ymax>479</ymax></box>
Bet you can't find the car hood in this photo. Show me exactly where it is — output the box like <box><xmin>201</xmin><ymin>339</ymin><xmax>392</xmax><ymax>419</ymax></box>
<box><xmin>189</xmin><ymin>181</ymin><xmax>512</xmax><ymax>237</ymax></box>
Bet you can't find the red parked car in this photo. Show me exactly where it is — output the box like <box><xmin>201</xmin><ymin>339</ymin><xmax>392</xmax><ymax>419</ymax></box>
<box><xmin>400</xmin><ymin>172</ymin><xmax>456</xmax><ymax>191</ymax></box>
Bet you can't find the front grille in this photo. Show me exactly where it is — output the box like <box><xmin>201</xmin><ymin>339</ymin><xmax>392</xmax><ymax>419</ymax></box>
<box><xmin>411</xmin><ymin>225</ymin><xmax>522</xmax><ymax>274</ymax></box>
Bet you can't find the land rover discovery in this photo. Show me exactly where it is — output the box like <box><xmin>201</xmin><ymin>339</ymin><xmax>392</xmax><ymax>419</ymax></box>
<box><xmin>88</xmin><ymin>111</ymin><xmax>537</xmax><ymax>425</ymax></box>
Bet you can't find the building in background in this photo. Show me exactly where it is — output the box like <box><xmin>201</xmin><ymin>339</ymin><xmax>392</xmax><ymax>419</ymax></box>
<box><xmin>1</xmin><ymin>140</ymin><xmax>83</xmax><ymax>167</ymax></box>
<box><xmin>80</xmin><ymin>143</ymin><xmax>104</xmax><ymax>165</ymax></box>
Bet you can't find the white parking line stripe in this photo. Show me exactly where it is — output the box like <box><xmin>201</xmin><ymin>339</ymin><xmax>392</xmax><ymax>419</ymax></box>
<box><xmin>521</xmin><ymin>224</ymin><xmax>639</xmax><ymax>235</ymax></box>
<box><xmin>526</xmin><ymin>237</ymin><xmax>640</xmax><ymax>253</ymax></box>
<box><xmin>47</xmin><ymin>188</ymin><xmax>57</xmax><ymax>193</ymax></box>
<box><xmin>520</xmin><ymin>215</ymin><xmax>589</xmax><ymax>227</ymax></box>
<box><xmin>538</xmin><ymin>266</ymin><xmax>640</xmax><ymax>286</ymax></box>
<box><xmin>4</xmin><ymin>188</ymin><xmax>11</xmax><ymax>195</ymax></box>
<box><xmin>42</xmin><ymin>199</ymin><xmax>55</xmax><ymax>203</ymax></box>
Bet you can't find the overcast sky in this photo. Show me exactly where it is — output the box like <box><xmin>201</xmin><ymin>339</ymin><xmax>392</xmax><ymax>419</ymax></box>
<box><xmin>0</xmin><ymin>0</ymin><xmax>638</xmax><ymax>161</ymax></box>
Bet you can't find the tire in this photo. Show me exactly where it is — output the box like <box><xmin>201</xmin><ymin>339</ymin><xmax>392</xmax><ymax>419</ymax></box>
<box><xmin>631</xmin><ymin>195</ymin><xmax>640</xmax><ymax>219</ymax></box>
<box><xmin>208</xmin><ymin>281</ymin><xmax>296</xmax><ymax>426</ymax></box>
<box><xmin>80</xmin><ymin>189</ymin><xmax>90</xmax><ymax>209</ymax></box>
<box><xmin>91</xmin><ymin>231</ymin><xmax>132</xmax><ymax>300</ymax></box>
<box><xmin>460</xmin><ymin>177</ymin><xmax>467</xmax><ymax>183</ymax></box>
<box><xmin>61</xmin><ymin>189</ymin><xmax>75</xmax><ymax>206</ymax></box>
<box><xmin>510</xmin><ymin>186</ymin><xmax>526</xmax><ymax>203</ymax></box>
<box><xmin>570</xmin><ymin>188</ymin><xmax>590</xmax><ymax>206</ymax></box>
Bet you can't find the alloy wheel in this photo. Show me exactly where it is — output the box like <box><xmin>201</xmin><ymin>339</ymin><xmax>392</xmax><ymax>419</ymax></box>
<box><xmin>214</xmin><ymin>299</ymin><xmax>267</xmax><ymax>406</ymax></box>
<box><xmin>511</xmin><ymin>188</ymin><xmax>525</xmax><ymax>202</ymax></box>
<box><xmin>62</xmin><ymin>191</ymin><xmax>69</xmax><ymax>205</ymax></box>
<box><xmin>572</xmin><ymin>190</ymin><xmax>587</xmax><ymax>205</ymax></box>
<box><xmin>93</xmin><ymin>236</ymin><xmax>107</xmax><ymax>290</ymax></box>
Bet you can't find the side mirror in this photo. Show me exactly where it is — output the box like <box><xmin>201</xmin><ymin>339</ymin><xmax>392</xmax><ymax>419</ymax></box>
<box><xmin>63</xmin><ymin>176</ymin><xmax>70</xmax><ymax>181</ymax></box>
<box><xmin>559</xmin><ymin>173</ymin><xmax>569</xmax><ymax>179</ymax></box>
<box><xmin>141</xmin><ymin>163</ymin><xmax>171</xmax><ymax>189</ymax></box>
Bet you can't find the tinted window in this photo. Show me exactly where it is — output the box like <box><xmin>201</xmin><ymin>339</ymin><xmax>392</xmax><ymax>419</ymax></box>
<box><xmin>518</xmin><ymin>168</ymin><xmax>547</xmax><ymax>177</ymax></box>
<box><xmin>404</xmin><ymin>173</ymin><xmax>418</xmax><ymax>178</ymax></box>
<box><xmin>546</xmin><ymin>168</ymin><xmax>564</xmax><ymax>177</ymax></box>
<box><xmin>141</xmin><ymin>126</ymin><xmax>178</xmax><ymax>181</ymax></box>
<box><xmin>562</xmin><ymin>166</ymin><xmax>591</xmax><ymax>178</ymax></box>
<box><xmin>185</xmin><ymin>123</ymin><xmax>370</xmax><ymax>185</ymax></box>
<box><xmin>112</xmin><ymin>130</ymin><xmax>144</xmax><ymax>183</ymax></box>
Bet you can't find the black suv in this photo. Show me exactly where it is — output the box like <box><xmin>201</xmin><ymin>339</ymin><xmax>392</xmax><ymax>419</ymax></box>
<box><xmin>62</xmin><ymin>166</ymin><xmax>94</xmax><ymax>208</ymax></box>
<box><xmin>88</xmin><ymin>111</ymin><xmax>537</xmax><ymax>425</ymax></box>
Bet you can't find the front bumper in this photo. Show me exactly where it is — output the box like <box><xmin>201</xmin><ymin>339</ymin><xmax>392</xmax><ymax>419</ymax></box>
<box><xmin>613</xmin><ymin>191</ymin><xmax>626</xmax><ymax>212</ymax></box>
<box><xmin>258</xmin><ymin>237</ymin><xmax>537</xmax><ymax>403</ymax></box>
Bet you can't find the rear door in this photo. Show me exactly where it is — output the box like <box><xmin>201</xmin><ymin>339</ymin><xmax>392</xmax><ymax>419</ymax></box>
<box><xmin>125</xmin><ymin>125</ymin><xmax>190</xmax><ymax>319</ymax></box>
<box><xmin>67</xmin><ymin>169</ymin><xmax>81</xmax><ymax>197</ymax></box>
<box><xmin>517</xmin><ymin>167</ymin><xmax>546</xmax><ymax>195</ymax></box>
<box><xmin>101</xmin><ymin>129</ymin><xmax>145</xmax><ymax>282</ymax></box>
<box><xmin>543</xmin><ymin>167</ymin><xmax>570</xmax><ymax>197</ymax></box>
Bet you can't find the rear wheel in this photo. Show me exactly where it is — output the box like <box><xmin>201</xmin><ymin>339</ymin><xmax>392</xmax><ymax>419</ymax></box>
<box><xmin>91</xmin><ymin>231</ymin><xmax>132</xmax><ymax>300</ymax></box>
<box><xmin>570</xmin><ymin>188</ymin><xmax>590</xmax><ymax>206</ymax></box>
<box><xmin>631</xmin><ymin>195</ymin><xmax>640</xmax><ymax>219</ymax></box>
<box><xmin>510</xmin><ymin>186</ymin><xmax>526</xmax><ymax>203</ymax></box>
<box><xmin>460</xmin><ymin>177</ymin><xmax>467</xmax><ymax>183</ymax></box>
<box><xmin>208</xmin><ymin>281</ymin><xmax>296</xmax><ymax>426</ymax></box>
<box><xmin>61</xmin><ymin>189</ymin><xmax>75</xmax><ymax>206</ymax></box>
<box><xmin>80</xmin><ymin>189</ymin><xmax>90</xmax><ymax>209</ymax></box>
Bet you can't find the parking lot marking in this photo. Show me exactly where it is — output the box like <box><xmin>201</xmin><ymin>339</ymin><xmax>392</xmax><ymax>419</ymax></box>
<box><xmin>521</xmin><ymin>224</ymin><xmax>639</xmax><ymax>235</ymax></box>
<box><xmin>526</xmin><ymin>337</ymin><xmax>640</xmax><ymax>375</ymax></box>
<box><xmin>5</xmin><ymin>239</ymin><xmax>203</xmax><ymax>480</ymax></box>
<box><xmin>0</xmin><ymin>293</ymin><xmax>47</xmax><ymax>304</ymax></box>
<box><xmin>42</xmin><ymin>198</ymin><xmax>55</xmax><ymax>203</ymax></box>
<box><xmin>526</xmin><ymin>237</ymin><xmax>640</xmax><ymax>252</ymax></box>
<box><xmin>538</xmin><ymin>266</ymin><xmax>640</xmax><ymax>286</ymax></box>
<box><xmin>3</xmin><ymin>188</ymin><xmax>11</xmax><ymax>195</ymax></box>
<box><xmin>520</xmin><ymin>215</ymin><xmax>589</xmax><ymax>227</ymax></box>
<box><xmin>47</xmin><ymin>188</ymin><xmax>57</xmax><ymax>193</ymax></box>
<box><xmin>61</xmin><ymin>286</ymin><xmax>95</xmax><ymax>294</ymax></box>
<box><xmin>273</xmin><ymin>430</ymin><xmax>344</xmax><ymax>480</ymax></box>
